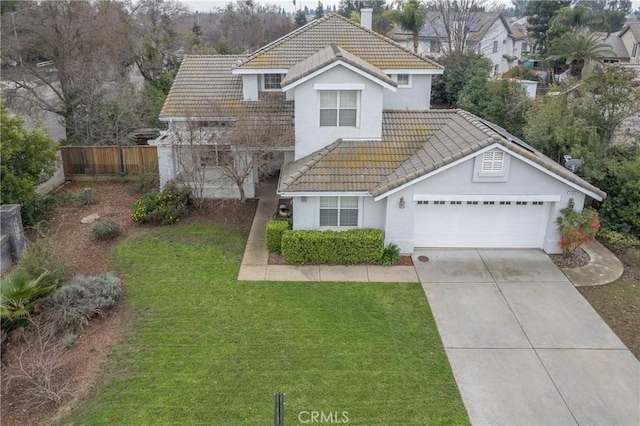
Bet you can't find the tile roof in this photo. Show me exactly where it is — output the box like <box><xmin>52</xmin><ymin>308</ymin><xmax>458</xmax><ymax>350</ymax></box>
<box><xmin>282</xmin><ymin>44</ymin><xmax>396</xmax><ymax>88</ymax></box>
<box><xmin>159</xmin><ymin>55</ymin><xmax>294</xmax><ymax>145</ymax></box>
<box><xmin>160</xmin><ymin>55</ymin><xmax>245</xmax><ymax>118</ymax></box>
<box><xmin>237</xmin><ymin>14</ymin><xmax>443</xmax><ymax>70</ymax></box>
<box><xmin>279</xmin><ymin>110</ymin><xmax>605</xmax><ymax>199</ymax></box>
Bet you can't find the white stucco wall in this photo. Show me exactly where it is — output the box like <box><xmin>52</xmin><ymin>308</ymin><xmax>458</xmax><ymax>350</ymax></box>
<box><xmin>383</xmin><ymin>150</ymin><xmax>587</xmax><ymax>254</ymax></box>
<box><xmin>293</xmin><ymin>65</ymin><xmax>385</xmax><ymax>160</ymax></box>
<box><xmin>383</xmin><ymin>75</ymin><xmax>432</xmax><ymax>110</ymax></box>
<box><xmin>156</xmin><ymin>145</ymin><xmax>177</xmax><ymax>189</ymax></box>
<box><xmin>291</xmin><ymin>195</ymin><xmax>386</xmax><ymax>230</ymax></box>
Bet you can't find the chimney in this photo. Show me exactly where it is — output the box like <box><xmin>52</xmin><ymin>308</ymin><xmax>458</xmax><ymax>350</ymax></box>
<box><xmin>361</xmin><ymin>7</ymin><xmax>373</xmax><ymax>30</ymax></box>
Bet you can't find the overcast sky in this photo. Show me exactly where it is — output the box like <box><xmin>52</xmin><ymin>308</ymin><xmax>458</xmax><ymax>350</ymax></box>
<box><xmin>181</xmin><ymin>0</ymin><xmax>640</xmax><ymax>14</ymax></box>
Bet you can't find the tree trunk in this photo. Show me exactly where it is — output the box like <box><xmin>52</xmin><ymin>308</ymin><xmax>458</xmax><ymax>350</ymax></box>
<box><xmin>237</xmin><ymin>180</ymin><xmax>246</xmax><ymax>203</ymax></box>
<box><xmin>412</xmin><ymin>29</ymin><xmax>419</xmax><ymax>53</ymax></box>
<box><xmin>571</xmin><ymin>60</ymin><xmax>585</xmax><ymax>79</ymax></box>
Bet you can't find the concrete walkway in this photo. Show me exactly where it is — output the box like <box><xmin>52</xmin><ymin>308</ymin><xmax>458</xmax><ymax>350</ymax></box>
<box><xmin>563</xmin><ymin>240</ymin><xmax>624</xmax><ymax>287</ymax></box>
<box><xmin>237</xmin><ymin>180</ymin><xmax>418</xmax><ymax>282</ymax></box>
<box><xmin>415</xmin><ymin>249</ymin><xmax>640</xmax><ymax>426</ymax></box>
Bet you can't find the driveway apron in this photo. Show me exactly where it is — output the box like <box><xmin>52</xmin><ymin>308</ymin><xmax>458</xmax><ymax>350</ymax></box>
<box><xmin>415</xmin><ymin>249</ymin><xmax>640</xmax><ymax>426</ymax></box>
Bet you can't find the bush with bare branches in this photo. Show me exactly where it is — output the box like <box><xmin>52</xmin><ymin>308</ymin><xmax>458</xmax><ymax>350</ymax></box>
<box><xmin>2</xmin><ymin>319</ymin><xmax>71</xmax><ymax>409</ymax></box>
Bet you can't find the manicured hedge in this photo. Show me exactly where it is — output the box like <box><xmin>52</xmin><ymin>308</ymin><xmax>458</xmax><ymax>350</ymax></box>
<box><xmin>281</xmin><ymin>228</ymin><xmax>384</xmax><ymax>265</ymax></box>
<box><xmin>266</xmin><ymin>220</ymin><xmax>292</xmax><ymax>253</ymax></box>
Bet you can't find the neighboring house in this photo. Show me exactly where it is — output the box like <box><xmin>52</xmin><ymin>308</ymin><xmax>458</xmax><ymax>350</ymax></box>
<box><xmin>155</xmin><ymin>12</ymin><xmax>605</xmax><ymax>254</ymax></box>
<box><xmin>619</xmin><ymin>23</ymin><xmax>640</xmax><ymax>64</ymax></box>
<box><xmin>389</xmin><ymin>12</ymin><xmax>528</xmax><ymax>76</ymax></box>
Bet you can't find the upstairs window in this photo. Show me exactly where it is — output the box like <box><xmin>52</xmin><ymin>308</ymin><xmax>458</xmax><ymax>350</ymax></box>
<box><xmin>319</xmin><ymin>90</ymin><xmax>358</xmax><ymax>127</ymax></box>
<box><xmin>396</xmin><ymin>74</ymin><xmax>410</xmax><ymax>87</ymax></box>
<box><xmin>632</xmin><ymin>43</ymin><xmax>638</xmax><ymax>59</ymax></box>
<box><xmin>320</xmin><ymin>196</ymin><xmax>358</xmax><ymax>227</ymax></box>
<box><xmin>429</xmin><ymin>40</ymin><xmax>442</xmax><ymax>53</ymax></box>
<box><xmin>493</xmin><ymin>40</ymin><xmax>499</xmax><ymax>53</ymax></box>
<box><xmin>263</xmin><ymin>73</ymin><xmax>283</xmax><ymax>90</ymax></box>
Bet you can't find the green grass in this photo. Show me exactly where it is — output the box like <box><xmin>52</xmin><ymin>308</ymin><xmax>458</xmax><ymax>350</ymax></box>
<box><xmin>73</xmin><ymin>222</ymin><xmax>468</xmax><ymax>425</ymax></box>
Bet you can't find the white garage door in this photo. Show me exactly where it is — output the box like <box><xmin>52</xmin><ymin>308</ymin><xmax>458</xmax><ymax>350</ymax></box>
<box><xmin>414</xmin><ymin>200</ymin><xmax>550</xmax><ymax>248</ymax></box>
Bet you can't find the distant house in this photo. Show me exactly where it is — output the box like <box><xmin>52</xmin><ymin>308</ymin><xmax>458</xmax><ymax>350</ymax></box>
<box><xmin>619</xmin><ymin>23</ymin><xmax>640</xmax><ymax>64</ymax></box>
<box><xmin>153</xmin><ymin>12</ymin><xmax>605</xmax><ymax>254</ymax></box>
<box><xmin>389</xmin><ymin>11</ymin><xmax>529</xmax><ymax>76</ymax></box>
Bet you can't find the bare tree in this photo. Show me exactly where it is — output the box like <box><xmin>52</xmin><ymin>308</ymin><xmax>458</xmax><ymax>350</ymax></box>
<box><xmin>0</xmin><ymin>0</ymin><xmax>135</xmax><ymax>143</ymax></box>
<box><xmin>428</xmin><ymin>0</ymin><xmax>487</xmax><ymax>56</ymax></box>
<box><xmin>171</xmin><ymin>98</ymin><xmax>292</xmax><ymax>203</ymax></box>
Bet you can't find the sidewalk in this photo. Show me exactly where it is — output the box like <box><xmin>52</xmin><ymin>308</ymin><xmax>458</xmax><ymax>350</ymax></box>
<box><xmin>237</xmin><ymin>180</ymin><xmax>418</xmax><ymax>283</ymax></box>
<box><xmin>563</xmin><ymin>240</ymin><xmax>624</xmax><ymax>287</ymax></box>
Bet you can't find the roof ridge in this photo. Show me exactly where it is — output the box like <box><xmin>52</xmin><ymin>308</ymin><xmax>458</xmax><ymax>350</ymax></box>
<box><xmin>238</xmin><ymin>13</ymin><xmax>443</xmax><ymax>70</ymax></box>
<box><xmin>282</xmin><ymin>139</ymin><xmax>343</xmax><ymax>190</ymax></box>
<box><xmin>236</xmin><ymin>14</ymin><xmax>337</xmax><ymax>68</ymax></box>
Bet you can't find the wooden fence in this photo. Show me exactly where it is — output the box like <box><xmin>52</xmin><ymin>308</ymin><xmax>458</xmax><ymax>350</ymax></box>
<box><xmin>61</xmin><ymin>146</ymin><xmax>158</xmax><ymax>180</ymax></box>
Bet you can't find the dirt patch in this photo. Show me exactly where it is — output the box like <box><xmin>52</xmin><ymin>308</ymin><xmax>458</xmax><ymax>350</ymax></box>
<box><xmin>186</xmin><ymin>198</ymin><xmax>258</xmax><ymax>230</ymax></box>
<box><xmin>549</xmin><ymin>248</ymin><xmax>590</xmax><ymax>269</ymax></box>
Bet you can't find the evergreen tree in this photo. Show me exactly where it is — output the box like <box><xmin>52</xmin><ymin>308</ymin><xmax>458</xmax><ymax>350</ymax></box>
<box><xmin>526</xmin><ymin>0</ymin><xmax>571</xmax><ymax>54</ymax></box>
<box><xmin>315</xmin><ymin>1</ymin><xmax>324</xmax><ymax>19</ymax></box>
<box><xmin>294</xmin><ymin>9</ymin><xmax>307</xmax><ymax>26</ymax></box>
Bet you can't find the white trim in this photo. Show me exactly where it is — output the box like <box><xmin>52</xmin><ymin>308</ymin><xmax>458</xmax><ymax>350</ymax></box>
<box><xmin>281</xmin><ymin>61</ymin><xmax>397</xmax><ymax>91</ymax></box>
<box><xmin>232</xmin><ymin>68</ymin><xmax>288</xmax><ymax>75</ymax></box>
<box><xmin>313</xmin><ymin>83</ymin><xmax>366</xmax><ymax>91</ymax></box>
<box><xmin>278</xmin><ymin>191</ymin><xmax>370</xmax><ymax>197</ymax></box>
<box><xmin>382</xmin><ymin>68</ymin><xmax>444</xmax><ymax>75</ymax></box>
<box><xmin>412</xmin><ymin>194</ymin><xmax>561</xmax><ymax>202</ymax></box>
<box><xmin>375</xmin><ymin>143</ymin><xmax>603</xmax><ymax>201</ymax></box>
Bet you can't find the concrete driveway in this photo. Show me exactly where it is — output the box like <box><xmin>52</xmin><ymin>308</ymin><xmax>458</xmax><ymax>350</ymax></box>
<box><xmin>415</xmin><ymin>249</ymin><xmax>640</xmax><ymax>426</ymax></box>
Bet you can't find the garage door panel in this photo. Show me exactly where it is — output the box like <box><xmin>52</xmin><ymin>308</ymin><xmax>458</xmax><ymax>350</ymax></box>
<box><xmin>414</xmin><ymin>202</ymin><xmax>548</xmax><ymax>248</ymax></box>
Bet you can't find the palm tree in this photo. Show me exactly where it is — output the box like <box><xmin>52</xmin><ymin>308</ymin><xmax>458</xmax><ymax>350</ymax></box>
<box><xmin>547</xmin><ymin>32</ymin><xmax>615</xmax><ymax>79</ymax></box>
<box><xmin>387</xmin><ymin>0</ymin><xmax>426</xmax><ymax>53</ymax></box>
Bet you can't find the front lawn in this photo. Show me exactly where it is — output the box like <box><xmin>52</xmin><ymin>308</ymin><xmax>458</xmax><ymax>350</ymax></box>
<box><xmin>71</xmin><ymin>222</ymin><xmax>468</xmax><ymax>425</ymax></box>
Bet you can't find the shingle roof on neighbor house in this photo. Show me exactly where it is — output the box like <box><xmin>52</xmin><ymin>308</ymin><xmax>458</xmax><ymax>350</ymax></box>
<box><xmin>279</xmin><ymin>110</ymin><xmax>606</xmax><ymax>199</ymax></box>
<box><xmin>597</xmin><ymin>31</ymin><xmax>630</xmax><ymax>59</ymax></box>
<box><xmin>237</xmin><ymin>14</ymin><xmax>443</xmax><ymax>70</ymax></box>
<box><xmin>390</xmin><ymin>11</ymin><xmax>508</xmax><ymax>43</ymax></box>
<box><xmin>281</xmin><ymin>44</ymin><xmax>397</xmax><ymax>88</ymax></box>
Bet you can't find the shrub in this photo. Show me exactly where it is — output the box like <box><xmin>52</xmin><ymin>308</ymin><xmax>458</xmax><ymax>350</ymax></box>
<box><xmin>556</xmin><ymin>208</ymin><xmax>600</xmax><ymax>256</ymax></box>
<box><xmin>598</xmin><ymin>229</ymin><xmax>640</xmax><ymax>250</ymax></box>
<box><xmin>266</xmin><ymin>220</ymin><xmax>292</xmax><ymax>253</ymax></box>
<box><xmin>92</xmin><ymin>218</ymin><xmax>121</xmax><ymax>241</ymax></box>
<box><xmin>41</xmin><ymin>273</ymin><xmax>122</xmax><ymax>333</ymax></box>
<box><xmin>0</xmin><ymin>270</ymin><xmax>54</xmax><ymax>332</ymax></box>
<box><xmin>19</xmin><ymin>231</ymin><xmax>73</xmax><ymax>287</ymax></box>
<box><xmin>131</xmin><ymin>184</ymin><xmax>191</xmax><ymax>225</ymax></box>
<box><xmin>132</xmin><ymin>173</ymin><xmax>160</xmax><ymax>194</ymax></box>
<box><xmin>379</xmin><ymin>243</ymin><xmax>401</xmax><ymax>266</ymax></box>
<box><xmin>63</xmin><ymin>333</ymin><xmax>78</xmax><ymax>349</ymax></box>
<box><xmin>281</xmin><ymin>228</ymin><xmax>384</xmax><ymax>265</ymax></box>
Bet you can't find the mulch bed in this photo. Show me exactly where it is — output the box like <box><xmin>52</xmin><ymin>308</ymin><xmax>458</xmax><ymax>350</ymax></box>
<box><xmin>549</xmin><ymin>248</ymin><xmax>591</xmax><ymax>269</ymax></box>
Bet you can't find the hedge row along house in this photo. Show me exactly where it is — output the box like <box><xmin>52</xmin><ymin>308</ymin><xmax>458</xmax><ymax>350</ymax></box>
<box><xmin>152</xmin><ymin>11</ymin><xmax>605</xmax><ymax>254</ymax></box>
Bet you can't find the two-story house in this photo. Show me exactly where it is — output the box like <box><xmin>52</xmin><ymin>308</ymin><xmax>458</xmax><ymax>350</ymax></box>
<box><xmin>153</xmin><ymin>12</ymin><xmax>604</xmax><ymax>254</ymax></box>
<box><xmin>390</xmin><ymin>12</ymin><xmax>528</xmax><ymax>76</ymax></box>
